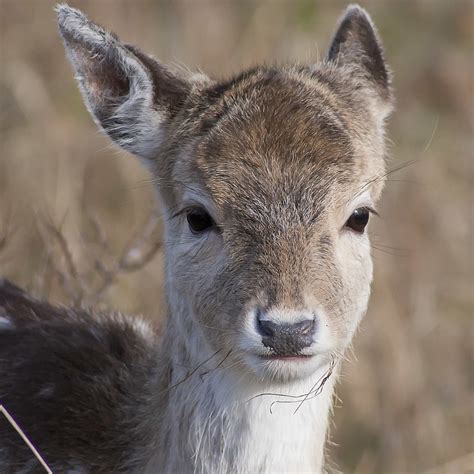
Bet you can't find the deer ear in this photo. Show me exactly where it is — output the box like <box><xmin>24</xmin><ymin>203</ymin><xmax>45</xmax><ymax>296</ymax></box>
<box><xmin>56</xmin><ymin>4</ymin><xmax>191</xmax><ymax>160</ymax></box>
<box><xmin>327</xmin><ymin>5</ymin><xmax>392</xmax><ymax>108</ymax></box>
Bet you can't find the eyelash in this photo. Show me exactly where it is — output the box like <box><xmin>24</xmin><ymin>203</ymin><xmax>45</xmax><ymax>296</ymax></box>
<box><xmin>170</xmin><ymin>206</ymin><xmax>199</xmax><ymax>219</ymax></box>
<box><xmin>346</xmin><ymin>206</ymin><xmax>378</xmax><ymax>218</ymax></box>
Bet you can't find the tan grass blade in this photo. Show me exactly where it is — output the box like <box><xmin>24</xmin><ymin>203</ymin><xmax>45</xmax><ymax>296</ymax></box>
<box><xmin>0</xmin><ymin>404</ymin><xmax>52</xmax><ymax>473</ymax></box>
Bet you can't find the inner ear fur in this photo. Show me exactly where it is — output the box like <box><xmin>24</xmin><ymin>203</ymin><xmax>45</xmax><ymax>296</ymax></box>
<box><xmin>56</xmin><ymin>4</ymin><xmax>192</xmax><ymax>160</ymax></box>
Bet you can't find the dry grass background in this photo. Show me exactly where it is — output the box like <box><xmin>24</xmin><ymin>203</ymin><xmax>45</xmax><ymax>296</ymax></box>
<box><xmin>0</xmin><ymin>0</ymin><xmax>472</xmax><ymax>472</ymax></box>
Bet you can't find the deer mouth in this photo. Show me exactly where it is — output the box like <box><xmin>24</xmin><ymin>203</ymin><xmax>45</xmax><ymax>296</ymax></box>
<box><xmin>259</xmin><ymin>354</ymin><xmax>314</xmax><ymax>361</ymax></box>
<box><xmin>243</xmin><ymin>350</ymin><xmax>327</xmax><ymax>382</ymax></box>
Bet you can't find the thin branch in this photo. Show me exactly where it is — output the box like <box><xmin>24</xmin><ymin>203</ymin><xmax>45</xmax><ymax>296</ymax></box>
<box><xmin>42</xmin><ymin>216</ymin><xmax>88</xmax><ymax>303</ymax></box>
<box><xmin>0</xmin><ymin>208</ymin><xmax>12</xmax><ymax>258</ymax></box>
<box><xmin>85</xmin><ymin>211</ymin><xmax>162</xmax><ymax>304</ymax></box>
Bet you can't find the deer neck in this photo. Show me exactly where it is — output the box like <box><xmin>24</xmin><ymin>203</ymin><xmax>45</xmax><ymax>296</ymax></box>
<box><xmin>149</xmin><ymin>301</ymin><xmax>338</xmax><ymax>474</ymax></box>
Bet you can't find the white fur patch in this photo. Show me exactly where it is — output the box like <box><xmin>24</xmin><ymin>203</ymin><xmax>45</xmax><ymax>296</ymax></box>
<box><xmin>0</xmin><ymin>315</ymin><xmax>13</xmax><ymax>329</ymax></box>
<box><xmin>130</xmin><ymin>317</ymin><xmax>155</xmax><ymax>342</ymax></box>
<box><xmin>152</xmin><ymin>358</ymin><xmax>338</xmax><ymax>473</ymax></box>
<box><xmin>37</xmin><ymin>385</ymin><xmax>55</xmax><ymax>399</ymax></box>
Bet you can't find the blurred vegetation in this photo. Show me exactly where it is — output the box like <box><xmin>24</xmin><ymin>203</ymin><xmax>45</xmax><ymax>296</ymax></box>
<box><xmin>0</xmin><ymin>1</ymin><xmax>472</xmax><ymax>472</ymax></box>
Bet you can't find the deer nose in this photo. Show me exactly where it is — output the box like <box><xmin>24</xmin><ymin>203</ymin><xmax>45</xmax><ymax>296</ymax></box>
<box><xmin>257</xmin><ymin>313</ymin><xmax>316</xmax><ymax>355</ymax></box>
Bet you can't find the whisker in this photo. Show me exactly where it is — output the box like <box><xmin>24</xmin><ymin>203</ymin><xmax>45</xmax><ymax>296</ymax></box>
<box><xmin>159</xmin><ymin>349</ymin><xmax>223</xmax><ymax>394</ymax></box>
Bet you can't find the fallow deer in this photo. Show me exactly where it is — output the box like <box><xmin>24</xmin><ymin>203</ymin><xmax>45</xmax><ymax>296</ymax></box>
<box><xmin>0</xmin><ymin>4</ymin><xmax>393</xmax><ymax>472</ymax></box>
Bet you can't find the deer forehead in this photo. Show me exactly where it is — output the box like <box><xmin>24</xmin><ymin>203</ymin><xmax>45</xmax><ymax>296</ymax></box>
<box><xmin>171</xmin><ymin>71</ymin><xmax>378</xmax><ymax>223</ymax></box>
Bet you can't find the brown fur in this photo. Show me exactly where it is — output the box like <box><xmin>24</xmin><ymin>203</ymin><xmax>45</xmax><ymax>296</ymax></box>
<box><xmin>0</xmin><ymin>4</ymin><xmax>393</xmax><ymax>472</ymax></box>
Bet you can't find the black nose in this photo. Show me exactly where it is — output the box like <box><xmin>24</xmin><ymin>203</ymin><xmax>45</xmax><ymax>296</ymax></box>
<box><xmin>257</xmin><ymin>314</ymin><xmax>316</xmax><ymax>355</ymax></box>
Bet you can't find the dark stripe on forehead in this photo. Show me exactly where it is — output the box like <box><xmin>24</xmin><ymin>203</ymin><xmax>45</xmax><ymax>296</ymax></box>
<box><xmin>204</xmin><ymin>66</ymin><xmax>265</xmax><ymax>100</ymax></box>
<box><xmin>197</xmin><ymin>68</ymin><xmax>280</xmax><ymax>136</ymax></box>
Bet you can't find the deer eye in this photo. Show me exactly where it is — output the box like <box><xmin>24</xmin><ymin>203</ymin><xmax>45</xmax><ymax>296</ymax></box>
<box><xmin>186</xmin><ymin>208</ymin><xmax>215</xmax><ymax>234</ymax></box>
<box><xmin>345</xmin><ymin>207</ymin><xmax>370</xmax><ymax>233</ymax></box>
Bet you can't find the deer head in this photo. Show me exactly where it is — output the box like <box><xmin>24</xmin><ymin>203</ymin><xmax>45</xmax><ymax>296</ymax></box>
<box><xmin>57</xmin><ymin>4</ymin><xmax>393</xmax><ymax>383</ymax></box>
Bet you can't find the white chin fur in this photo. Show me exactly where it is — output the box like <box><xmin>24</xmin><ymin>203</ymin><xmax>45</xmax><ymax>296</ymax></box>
<box><xmin>243</xmin><ymin>352</ymin><xmax>333</xmax><ymax>383</ymax></box>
